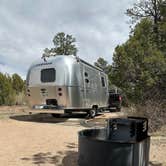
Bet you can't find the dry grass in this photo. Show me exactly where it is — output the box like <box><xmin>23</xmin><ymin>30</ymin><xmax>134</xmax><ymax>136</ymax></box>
<box><xmin>123</xmin><ymin>100</ymin><xmax>166</xmax><ymax>134</ymax></box>
<box><xmin>136</xmin><ymin>101</ymin><xmax>165</xmax><ymax>133</ymax></box>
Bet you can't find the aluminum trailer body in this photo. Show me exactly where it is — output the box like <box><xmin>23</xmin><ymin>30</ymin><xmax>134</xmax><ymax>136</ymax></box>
<box><xmin>26</xmin><ymin>55</ymin><xmax>109</xmax><ymax>115</ymax></box>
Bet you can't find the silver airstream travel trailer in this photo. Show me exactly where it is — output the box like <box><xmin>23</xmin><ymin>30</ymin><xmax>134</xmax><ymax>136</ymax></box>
<box><xmin>26</xmin><ymin>55</ymin><xmax>109</xmax><ymax>117</ymax></box>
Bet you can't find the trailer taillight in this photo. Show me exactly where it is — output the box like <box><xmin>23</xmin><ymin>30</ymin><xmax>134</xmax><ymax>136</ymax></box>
<box><xmin>27</xmin><ymin>89</ymin><xmax>30</xmax><ymax>96</ymax></box>
<box><xmin>59</xmin><ymin>93</ymin><xmax>62</xmax><ymax>96</ymax></box>
<box><xmin>58</xmin><ymin>88</ymin><xmax>62</xmax><ymax>91</ymax></box>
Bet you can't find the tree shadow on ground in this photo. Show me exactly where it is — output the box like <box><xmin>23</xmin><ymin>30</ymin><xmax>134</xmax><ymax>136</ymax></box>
<box><xmin>61</xmin><ymin>150</ymin><xmax>78</xmax><ymax>166</ymax></box>
<box><xmin>21</xmin><ymin>143</ymin><xmax>78</xmax><ymax>166</ymax></box>
<box><xmin>149</xmin><ymin>162</ymin><xmax>163</xmax><ymax>166</ymax></box>
<box><xmin>20</xmin><ymin>142</ymin><xmax>164</xmax><ymax>166</ymax></box>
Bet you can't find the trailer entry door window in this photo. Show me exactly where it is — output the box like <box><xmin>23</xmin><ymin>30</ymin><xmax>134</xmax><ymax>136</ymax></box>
<box><xmin>84</xmin><ymin>72</ymin><xmax>88</xmax><ymax>77</ymax></box>
<box><xmin>101</xmin><ymin>77</ymin><xmax>105</xmax><ymax>87</ymax></box>
<box><xmin>41</xmin><ymin>68</ymin><xmax>55</xmax><ymax>82</ymax></box>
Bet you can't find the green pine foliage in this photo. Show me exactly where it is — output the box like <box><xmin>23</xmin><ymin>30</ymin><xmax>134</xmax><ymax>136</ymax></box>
<box><xmin>42</xmin><ymin>32</ymin><xmax>77</xmax><ymax>58</ymax></box>
<box><xmin>12</xmin><ymin>73</ymin><xmax>25</xmax><ymax>94</ymax></box>
<box><xmin>0</xmin><ymin>73</ymin><xmax>15</xmax><ymax>105</ymax></box>
<box><xmin>94</xmin><ymin>57</ymin><xmax>111</xmax><ymax>74</ymax></box>
<box><xmin>110</xmin><ymin>18</ymin><xmax>166</xmax><ymax>103</ymax></box>
<box><xmin>0</xmin><ymin>73</ymin><xmax>25</xmax><ymax>105</ymax></box>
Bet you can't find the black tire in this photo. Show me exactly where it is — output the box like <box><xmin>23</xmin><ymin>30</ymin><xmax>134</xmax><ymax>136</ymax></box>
<box><xmin>109</xmin><ymin>109</ymin><xmax>112</xmax><ymax>112</ymax></box>
<box><xmin>116</xmin><ymin>107</ymin><xmax>121</xmax><ymax>112</ymax></box>
<box><xmin>51</xmin><ymin>113</ymin><xmax>61</xmax><ymax>118</ymax></box>
<box><xmin>88</xmin><ymin>109</ymin><xmax>97</xmax><ymax>118</ymax></box>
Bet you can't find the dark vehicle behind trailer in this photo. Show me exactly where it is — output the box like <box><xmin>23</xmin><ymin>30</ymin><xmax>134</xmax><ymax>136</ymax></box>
<box><xmin>108</xmin><ymin>92</ymin><xmax>122</xmax><ymax>112</ymax></box>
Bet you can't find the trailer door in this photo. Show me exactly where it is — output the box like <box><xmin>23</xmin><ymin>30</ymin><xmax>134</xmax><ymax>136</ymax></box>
<box><xmin>100</xmin><ymin>74</ymin><xmax>108</xmax><ymax>106</ymax></box>
<box><xmin>78</xmin><ymin>64</ymin><xmax>84</xmax><ymax>107</ymax></box>
<box><xmin>83</xmin><ymin>65</ymin><xmax>94</xmax><ymax>107</ymax></box>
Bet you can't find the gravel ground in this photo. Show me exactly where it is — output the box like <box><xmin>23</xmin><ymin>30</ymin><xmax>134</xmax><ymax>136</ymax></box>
<box><xmin>0</xmin><ymin>106</ymin><xmax>165</xmax><ymax>166</ymax></box>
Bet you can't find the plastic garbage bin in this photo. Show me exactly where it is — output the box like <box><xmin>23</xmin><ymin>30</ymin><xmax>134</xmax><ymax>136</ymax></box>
<box><xmin>78</xmin><ymin>117</ymin><xmax>150</xmax><ymax>166</ymax></box>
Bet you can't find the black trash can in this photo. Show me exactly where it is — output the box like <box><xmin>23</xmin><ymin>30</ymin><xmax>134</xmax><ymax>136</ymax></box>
<box><xmin>78</xmin><ymin>117</ymin><xmax>150</xmax><ymax>166</ymax></box>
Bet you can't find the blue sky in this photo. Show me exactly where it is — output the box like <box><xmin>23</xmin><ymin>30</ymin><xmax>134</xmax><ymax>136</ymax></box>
<box><xmin>0</xmin><ymin>0</ymin><xmax>136</xmax><ymax>79</ymax></box>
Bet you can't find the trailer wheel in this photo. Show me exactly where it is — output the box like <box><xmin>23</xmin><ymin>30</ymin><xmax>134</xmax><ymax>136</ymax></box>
<box><xmin>88</xmin><ymin>109</ymin><xmax>96</xmax><ymax>118</ymax></box>
<box><xmin>116</xmin><ymin>107</ymin><xmax>121</xmax><ymax>112</ymax></box>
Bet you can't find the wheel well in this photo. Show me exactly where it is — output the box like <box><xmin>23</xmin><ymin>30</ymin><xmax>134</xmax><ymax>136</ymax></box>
<box><xmin>92</xmin><ymin>105</ymin><xmax>98</xmax><ymax>109</ymax></box>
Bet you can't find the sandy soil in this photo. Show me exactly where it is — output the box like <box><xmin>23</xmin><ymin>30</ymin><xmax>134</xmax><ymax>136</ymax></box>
<box><xmin>0</xmin><ymin>106</ymin><xmax>165</xmax><ymax>166</ymax></box>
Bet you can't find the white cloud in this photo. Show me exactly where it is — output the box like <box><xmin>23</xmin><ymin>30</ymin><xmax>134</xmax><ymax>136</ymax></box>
<box><xmin>0</xmin><ymin>63</ymin><xmax>25</xmax><ymax>79</ymax></box>
<box><xmin>0</xmin><ymin>0</ymin><xmax>136</xmax><ymax>78</ymax></box>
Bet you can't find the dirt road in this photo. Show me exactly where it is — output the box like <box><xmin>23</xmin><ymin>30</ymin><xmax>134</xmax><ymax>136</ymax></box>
<box><xmin>0</xmin><ymin>106</ymin><xmax>165</xmax><ymax>166</ymax></box>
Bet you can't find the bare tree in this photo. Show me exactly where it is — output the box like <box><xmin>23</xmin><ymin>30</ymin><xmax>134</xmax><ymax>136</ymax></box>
<box><xmin>126</xmin><ymin>0</ymin><xmax>164</xmax><ymax>25</ymax></box>
<box><xmin>126</xmin><ymin>0</ymin><xmax>166</xmax><ymax>41</ymax></box>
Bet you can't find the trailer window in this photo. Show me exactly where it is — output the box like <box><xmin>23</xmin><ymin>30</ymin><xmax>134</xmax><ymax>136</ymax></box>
<box><xmin>84</xmin><ymin>72</ymin><xmax>88</xmax><ymax>77</ymax></box>
<box><xmin>101</xmin><ymin>77</ymin><xmax>105</xmax><ymax>87</ymax></box>
<box><xmin>41</xmin><ymin>68</ymin><xmax>55</xmax><ymax>82</ymax></box>
<box><xmin>85</xmin><ymin>78</ymin><xmax>89</xmax><ymax>83</ymax></box>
